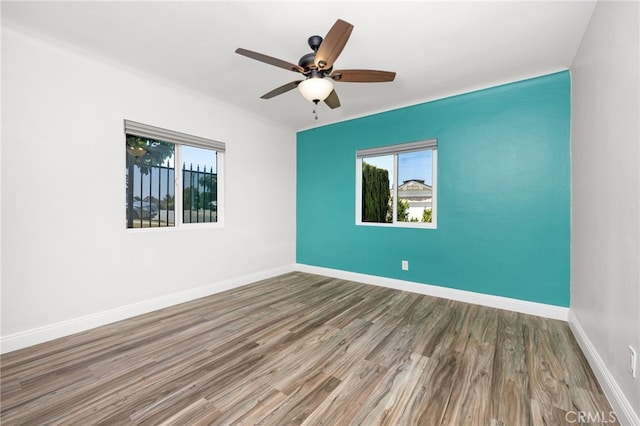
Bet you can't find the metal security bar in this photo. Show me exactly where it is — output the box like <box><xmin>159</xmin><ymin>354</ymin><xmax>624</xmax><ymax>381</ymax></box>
<box><xmin>183</xmin><ymin>163</ymin><xmax>217</xmax><ymax>224</ymax></box>
<box><xmin>126</xmin><ymin>161</ymin><xmax>217</xmax><ymax>228</ymax></box>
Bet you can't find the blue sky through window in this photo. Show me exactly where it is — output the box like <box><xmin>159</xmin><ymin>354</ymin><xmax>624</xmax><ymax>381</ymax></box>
<box><xmin>183</xmin><ymin>145</ymin><xmax>217</xmax><ymax>173</ymax></box>
<box><xmin>363</xmin><ymin>150</ymin><xmax>433</xmax><ymax>187</ymax></box>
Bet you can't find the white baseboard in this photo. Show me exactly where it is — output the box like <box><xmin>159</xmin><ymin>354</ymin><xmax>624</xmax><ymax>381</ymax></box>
<box><xmin>5</xmin><ymin>263</ymin><xmax>633</xmax><ymax>422</ymax></box>
<box><xmin>0</xmin><ymin>263</ymin><xmax>569</xmax><ymax>353</ymax></box>
<box><xmin>295</xmin><ymin>263</ymin><xmax>569</xmax><ymax>321</ymax></box>
<box><xmin>0</xmin><ymin>264</ymin><xmax>296</xmax><ymax>354</ymax></box>
<box><xmin>568</xmin><ymin>311</ymin><xmax>640</xmax><ymax>426</ymax></box>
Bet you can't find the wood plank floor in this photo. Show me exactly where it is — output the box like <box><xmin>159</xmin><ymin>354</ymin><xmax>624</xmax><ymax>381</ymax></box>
<box><xmin>1</xmin><ymin>272</ymin><xmax>616</xmax><ymax>425</ymax></box>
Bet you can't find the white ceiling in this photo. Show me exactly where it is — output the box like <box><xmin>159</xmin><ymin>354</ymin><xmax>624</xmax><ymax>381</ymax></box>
<box><xmin>2</xmin><ymin>1</ymin><xmax>596</xmax><ymax>131</ymax></box>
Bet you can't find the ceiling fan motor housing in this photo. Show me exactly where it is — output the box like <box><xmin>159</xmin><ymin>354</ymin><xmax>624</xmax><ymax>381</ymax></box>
<box><xmin>298</xmin><ymin>52</ymin><xmax>316</xmax><ymax>69</ymax></box>
<box><xmin>298</xmin><ymin>52</ymin><xmax>332</xmax><ymax>75</ymax></box>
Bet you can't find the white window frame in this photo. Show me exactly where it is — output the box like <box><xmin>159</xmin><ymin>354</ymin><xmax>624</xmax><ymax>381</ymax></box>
<box><xmin>356</xmin><ymin>139</ymin><xmax>437</xmax><ymax>229</ymax></box>
<box><xmin>124</xmin><ymin>120</ymin><xmax>225</xmax><ymax>230</ymax></box>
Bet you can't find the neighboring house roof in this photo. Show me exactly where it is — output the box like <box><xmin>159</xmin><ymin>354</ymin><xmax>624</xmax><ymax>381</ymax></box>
<box><xmin>398</xmin><ymin>179</ymin><xmax>432</xmax><ymax>201</ymax></box>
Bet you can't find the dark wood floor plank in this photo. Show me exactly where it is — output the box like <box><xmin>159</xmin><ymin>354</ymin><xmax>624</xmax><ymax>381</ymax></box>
<box><xmin>226</xmin><ymin>386</ymin><xmax>290</xmax><ymax>425</ymax></box>
<box><xmin>322</xmin><ymin>315</ymin><xmax>403</xmax><ymax>381</ymax></box>
<box><xmin>299</xmin><ymin>359</ymin><xmax>388</xmax><ymax>425</ymax></box>
<box><xmin>489</xmin><ymin>311</ymin><xmax>531</xmax><ymax>426</ymax></box>
<box><xmin>523</xmin><ymin>316</ymin><xmax>573</xmax><ymax>419</ymax></box>
<box><xmin>345</xmin><ymin>350</ymin><xmax>430</xmax><ymax>425</ymax></box>
<box><xmin>253</xmin><ymin>371</ymin><xmax>341</xmax><ymax>425</ymax></box>
<box><xmin>0</xmin><ymin>272</ymin><xmax>615</xmax><ymax>425</ymax></box>
<box><xmin>441</xmin><ymin>337</ymin><xmax>495</xmax><ymax>425</ymax></box>
<box><xmin>549</xmin><ymin>319</ymin><xmax>604</xmax><ymax>392</ymax></box>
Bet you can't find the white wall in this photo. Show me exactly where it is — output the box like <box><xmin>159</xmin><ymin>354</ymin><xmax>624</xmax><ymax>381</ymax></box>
<box><xmin>570</xmin><ymin>0</ymin><xmax>640</xmax><ymax>422</ymax></box>
<box><xmin>1</xmin><ymin>27</ymin><xmax>296</xmax><ymax>351</ymax></box>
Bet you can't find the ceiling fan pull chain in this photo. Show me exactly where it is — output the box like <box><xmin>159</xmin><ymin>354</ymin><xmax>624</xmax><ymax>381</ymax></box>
<box><xmin>313</xmin><ymin>100</ymin><xmax>319</xmax><ymax>120</ymax></box>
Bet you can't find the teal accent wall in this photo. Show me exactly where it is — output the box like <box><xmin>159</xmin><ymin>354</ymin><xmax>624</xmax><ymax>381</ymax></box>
<box><xmin>297</xmin><ymin>71</ymin><xmax>571</xmax><ymax>307</ymax></box>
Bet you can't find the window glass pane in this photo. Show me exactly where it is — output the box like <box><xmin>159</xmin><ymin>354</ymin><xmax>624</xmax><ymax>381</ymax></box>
<box><xmin>182</xmin><ymin>145</ymin><xmax>218</xmax><ymax>224</ymax></box>
<box><xmin>397</xmin><ymin>150</ymin><xmax>433</xmax><ymax>223</ymax></box>
<box><xmin>357</xmin><ymin>141</ymin><xmax>436</xmax><ymax>228</ymax></box>
<box><xmin>126</xmin><ymin>136</ymin><xmax>175</xmax><ymax>228</ymax></box>
<box><xmin>362</xmin><ymin>155</ymin><xmax>393</xmax><ymax>223</ymax></box>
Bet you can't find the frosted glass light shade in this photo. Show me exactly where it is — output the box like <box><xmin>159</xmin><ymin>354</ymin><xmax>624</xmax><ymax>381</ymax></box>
<box><xmin>298</xmin><ymin>77</ymin><xmax>333</xmax><ymax>102</ymax></box>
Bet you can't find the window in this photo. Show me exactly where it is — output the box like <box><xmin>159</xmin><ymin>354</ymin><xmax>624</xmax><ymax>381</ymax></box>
<box><xmin>124</xmin><ymin>120</ymin><xmax>224</xmax><ymax>229</ymax></box>
<box><xmin>356</xmin><ymin>139</ymin><xmax>437</xmax><ymax>228</ymax></box>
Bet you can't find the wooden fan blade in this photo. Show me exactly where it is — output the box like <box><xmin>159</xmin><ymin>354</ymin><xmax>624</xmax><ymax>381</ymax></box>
<box><xmin>331</xmin><ymin>69</ymin><xmax>396</xmax><ymax>82</ymax></box>
<box><xmin>236</xmin><ymin>48</ymin><xmax>305</xmax><ymax>73</ymax></box>
<box><xmin>314</xmin><ymin>19</ymin><xmax>353</xmax><ymax>71</ymax></box>
<box><xmin>324</xmin><ymin>89</ymin><xmax>341</xmax><ymax>109</ymax></box>
<box><xmin>260</xmin><ymin>81</ymin><xmax>303</xmax><ymax>99</ymax></box>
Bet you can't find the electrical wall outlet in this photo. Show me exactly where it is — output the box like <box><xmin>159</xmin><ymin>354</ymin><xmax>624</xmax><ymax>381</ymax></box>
<box><xmin>401</xmin><ymin>260</ymin><xmax>409</xmax><ymax>271</ymax></box>
<box><xmin>630</xmin><ymin>346</ymin><xmax>637</xmax><ymax>378</ymax></box>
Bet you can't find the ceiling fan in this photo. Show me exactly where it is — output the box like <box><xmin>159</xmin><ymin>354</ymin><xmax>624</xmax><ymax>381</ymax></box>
<box><xmin>235</xmin><ymin>19</ymin><xmax>396</xmax><ymax>116</ymax></box>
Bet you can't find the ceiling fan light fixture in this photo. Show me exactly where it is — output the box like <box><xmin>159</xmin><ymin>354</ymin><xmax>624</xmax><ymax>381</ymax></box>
<box><xmin>298</xmin><ymin>77</ymin><xmax>333</xmax><ymax>103</ymax></box>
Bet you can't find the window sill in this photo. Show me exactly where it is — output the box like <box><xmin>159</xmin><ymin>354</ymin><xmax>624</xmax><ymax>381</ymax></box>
<box><xmin>356</xmin><ymin>221</ymin><xmax>437</xmax><ymax>230</ymax></box>
<box><xmin>125</xmin><ymin>222</ymin><xmax>224</xmax><ymax>233</ymax></box>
